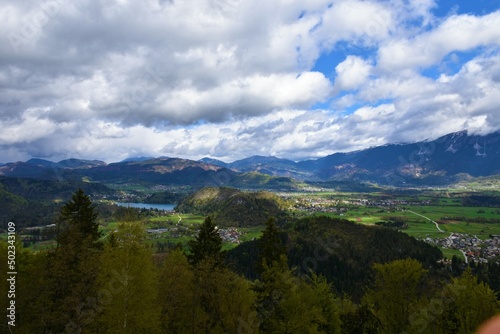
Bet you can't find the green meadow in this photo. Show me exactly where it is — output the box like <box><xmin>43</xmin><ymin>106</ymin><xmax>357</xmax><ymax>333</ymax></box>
<box><xmin>340</xmin><ymin>204</ymin><xmax>500</xmax><ymax>240</ymax></box>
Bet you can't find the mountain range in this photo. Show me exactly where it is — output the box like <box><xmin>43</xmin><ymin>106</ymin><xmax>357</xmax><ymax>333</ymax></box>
<box><xmin>1</xmin><ymin>130</ymin><xmax>498</xmax><ymax>187</ymax></box>
<box><xmin>204</xmin><ymin>130</ymin><xmax>500</xmax><ymax>185</ymax></box>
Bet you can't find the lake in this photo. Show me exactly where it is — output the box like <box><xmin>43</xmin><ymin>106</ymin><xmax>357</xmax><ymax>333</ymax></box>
<box><xmin>115</xmin><ymin>202</ymin><xmax>176</xmax><ymax>211</ymax></box>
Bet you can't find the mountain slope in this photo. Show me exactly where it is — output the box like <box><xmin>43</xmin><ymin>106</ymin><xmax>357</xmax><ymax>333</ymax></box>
<box><xmin>202</xmin><ymin>155</ymin><xmax>313</xmax><ymax>180</ymax></box>
<box><xmin>199</xmin><ymin>157</ymin><xmax>230</xmax><ymax>168</ymax></box>
<box><xmin>298</xmin><ymin>130</ymin><xmax>500</xmax><ymax>185</ymax></box>
<box><xmin>76</xmin><ymin>157</ymin><xmax>227</xmax><ymax>184</ymax></box>
<box><xmin>58</xmin><ymin>159</ymin><xmax>106</xmax><ymax>169</ymax></box>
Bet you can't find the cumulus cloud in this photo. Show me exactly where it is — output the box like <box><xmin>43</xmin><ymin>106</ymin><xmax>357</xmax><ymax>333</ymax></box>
<box><xmin>333</xmin><ymin>56</ymin><xmax>372</xmax><ymax>92</ymax></box>
<box><xmin>378</xmin><ymin>11</ymin><xmax>500</xmax><ymax>71</ymax></box>
<box><xmin>0</xmin><ymin>0</ymin><xmax>499</xmax><ymax>163</ymax></box>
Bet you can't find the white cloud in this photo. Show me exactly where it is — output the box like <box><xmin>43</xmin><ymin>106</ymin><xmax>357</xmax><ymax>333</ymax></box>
<box><xmin>334</xmin><ymin>56</ymin><xmax>372</xmax><ymax>92</ymax></box>
<box><xmin>378</xmin><ymin>11</ymin><xmax>500</xmax><ymax>70</ymax></box>
<box><xmin>406</xmin><ymin>0</ymin><xmax>436</xmax><ymax>25</ymax></box>
<box><xmin>0</xmin><ymin>109</ymin><xmax>57</xmax><ymax>144</ymax></box>
<box><xmin>314</xmin><ymin>0</ymin><xmax>395</xmax><ymax>46</ymax></box>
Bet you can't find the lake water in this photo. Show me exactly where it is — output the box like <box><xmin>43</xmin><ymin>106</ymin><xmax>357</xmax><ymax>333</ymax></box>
<box><xmin>115</xmin><ymin>202</ymin><xmax>176</xmax><ymax>211</ymax></box>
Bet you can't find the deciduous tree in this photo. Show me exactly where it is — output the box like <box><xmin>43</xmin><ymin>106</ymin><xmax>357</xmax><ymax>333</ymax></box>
<box><xmin>435</xmin><ymin>268</ymin><xmax>499</xmax><ymax>334</ymax></box>
<box><xmin>365</xmin><ymin>258</ymin><xmax>427</xmax><ymax>333</ymax></box>
<box><xmin>96</xmin><ymin>223</ymin><xmax>160</xmax><ymax>333</ymax></box>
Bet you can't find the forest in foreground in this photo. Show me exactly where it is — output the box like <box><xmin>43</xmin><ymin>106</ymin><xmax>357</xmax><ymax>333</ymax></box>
<box><xmin>1</xmin><ymin>189</ymin><xmax>500</xmax><ymax>333</ymax></box>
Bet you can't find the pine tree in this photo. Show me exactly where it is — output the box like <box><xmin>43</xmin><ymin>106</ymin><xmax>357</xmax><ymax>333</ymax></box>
<box><xmin>57</xmin><ymin>188</ymin><xmax>101</xmax><ymax>248</ymax></box>
<box><xmin>188</xmin><ymin>216</ymin><xmax>224</xmax><ymax>266</ymax></box>
<box><xmin>42</xmin><ymin>189</ymin><xmax>103</xmax><ymax>332</ymax></box>
<box><xmin>257</xmin><ymin>217</ymin><xmax>286</xmax><ymax>275</ymax></box>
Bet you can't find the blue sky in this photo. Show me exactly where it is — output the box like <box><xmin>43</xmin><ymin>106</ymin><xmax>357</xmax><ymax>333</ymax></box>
<box><xmin>0</xmin><ymin>0</ymin><xmax>500</xmax><ymax>163</ymax></box>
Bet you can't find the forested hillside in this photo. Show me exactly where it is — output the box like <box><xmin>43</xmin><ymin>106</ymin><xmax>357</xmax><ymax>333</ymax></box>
<box><xmin>176</xmin><ymin>187</ymin><xmax>290</xmax><ymax>227</ymax></box>
<box><xmin>1</xmin><ymin>190</ymin><xmax>499</xmax><ymax>333</ymax></box>
<box><xmin>227</xmin><ymin>215</ymin><xmax>443</xmax><ymax>299</ymax></box>
<box><xmin>0</xmin><ymin>177</ymin><xmax>115</xmax><ymax>227</ymax></box>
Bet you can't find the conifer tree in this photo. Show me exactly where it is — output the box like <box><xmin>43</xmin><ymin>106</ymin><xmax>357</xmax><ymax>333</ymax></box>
<box><xmin>257</xmin><ymin>217</ymin><xmax>286</xmax><ymax>275</ymax></box>
<box><xmin>254</xmin><ymin>256</ymin><xmax>341</xmax><ymax>333</ymax></box>
<box><xmin>159</xmin><ymin>249</ymin><xmax>255</xmax><ymax>333</ymax></box>
<box><xmin>9</xmin><ymin>243</ymin><xmax>52</xmax><ymax>333</ymax></box>
<box><xmin>254</xmin><ymin>219</ymin><xmax>297</xmax><ymax>332</ymax></box>
<box><xmin>188</xmin><ymin>216</ymin><xmax>224</xmax><ymax>266</ymax></box>
<box><xmin>194</xmin><ymin>258</ymin><xmax>256</xmax><ymax>333</ymax></box>
<box><xmin>57</xmin><ymin>188</ymin><xmax>101</xmax><ymax>248</ymax></box>
<box><xmin>42</xmin><ymin>189</ymin><xmax>103</xmax><ymax>332</ymax></box>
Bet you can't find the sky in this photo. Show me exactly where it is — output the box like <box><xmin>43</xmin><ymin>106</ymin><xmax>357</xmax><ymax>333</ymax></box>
<box><xmin>1</xmin><ymin>0</ymin><xmax>500</xmax><ymax>163</ymax></box>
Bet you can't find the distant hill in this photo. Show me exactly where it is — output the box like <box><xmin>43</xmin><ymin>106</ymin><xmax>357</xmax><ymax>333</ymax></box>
<box><xmin>0</xmin><ymin>160</ymin><xmax>64</xmax><ymax>179</ymax></box>
<box><xmin>77</xmin><ymin>157</ymin><xmax>300</xmax><ymax>189</ymax></box>
<box><xmin>26</xmin><ymin>158</ymin><xmax>63</xmax><ymax>168</ymax></box>
<box><xmin>73</xmin><ymin>157</ymin><xmax>229</xmax><ymax>185</ymax></box>
<box><xmin>0</xmin><ymin>157</ymin><xmax>300</xmax><ymax>190</ymax></box>
<box><xmin>229</xmin><ymin>155</ymin><xmax>296</xmax><ymax>171</ymax></box>
<box><xmin>296</xmin><ymin>130</ymin><xmax>500</xmax><ymax>185</ymax></box>
<box><xmin>176</xmin><ymin>187</ymin><xmax>290</xmax><ymax>227</ymax></box>
<box><xmin>0</xmin><ymin>176</ymin><xmax>116</xmax><ymax>227</ymax></box>
<box><xmin>0</xmin><ymin>182</ymin><xmax>28</xmax><ymax>218</ymax></box>
<box><xmin>0</xmin><ymin>158</ymin><xmax>106</xmax><ymax>180</ymax></box>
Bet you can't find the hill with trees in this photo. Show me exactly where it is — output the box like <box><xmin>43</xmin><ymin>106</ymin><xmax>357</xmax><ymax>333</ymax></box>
<box><xmin>175</xmin><ymin>187</ymin><xmax>290</xmax><ymax>227</ymax></box>
<box><xmin>227</xmin><ymin>215</ymin><xmax>444</xmax><ymax>300</ymax></box>
<box><xmin>0</xmin><ymin>176</ymin><xmax>115</xmax><ymax>228</ymax></box>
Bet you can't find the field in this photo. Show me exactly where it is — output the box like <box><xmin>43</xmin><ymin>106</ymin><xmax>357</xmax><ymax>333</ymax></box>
<box><xmin>339</xmin><ymin>204</ymin><xmax>500</xmax><ymax>240</ymax></box>
<box><xmin>290</xmin><ymin>189</ymin><xmax>500</xmax><ymax>260</ymax></box>
<box><xmin>126</xmin><ymin>213</ymin><xmax>263</xmax><ymax>251</ymax></box>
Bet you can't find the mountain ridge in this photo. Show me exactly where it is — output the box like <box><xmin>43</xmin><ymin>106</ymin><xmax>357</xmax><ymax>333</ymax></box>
<box><xmin>1</xmin><ymin>130</ymin><xmax>498</xmax><ymax>186</ymax></box>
